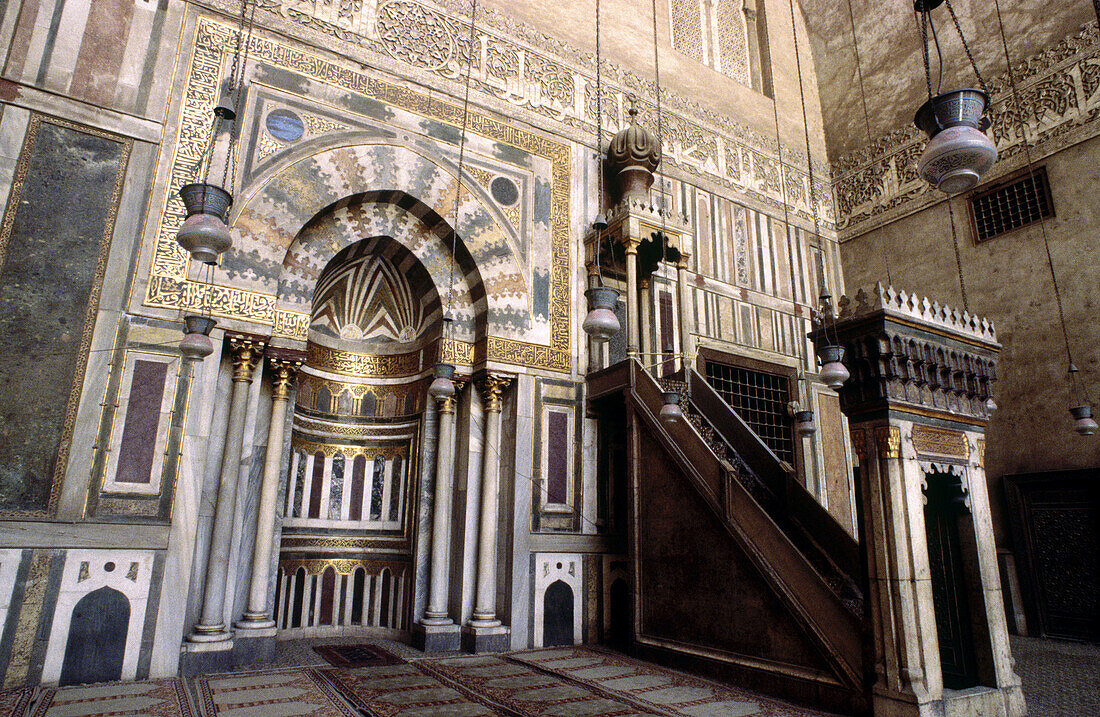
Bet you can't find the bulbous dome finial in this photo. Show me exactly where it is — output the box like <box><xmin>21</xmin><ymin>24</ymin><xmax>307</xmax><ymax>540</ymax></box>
<box><xmin>606</xmin><ymin>97</ymin><xmax>661</xmax><ymax>200</ymax></box>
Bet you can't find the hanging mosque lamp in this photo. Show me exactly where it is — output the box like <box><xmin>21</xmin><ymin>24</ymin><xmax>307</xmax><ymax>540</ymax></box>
<box><xmin>176</xmin><ymin>97</ymin><xmax>238</xmax><ymax>265</ymax></box>
<box><xmin>913</xmin><ymin>0</ymin><xmax>997</xmax><ymax>194</ymax></box>
<box><xmin>581</xmin><ymin>0</ymin><xmax>622</xmax><ymax>345</ymax></box>
<box><xmin>180</xmin><ymin>315</ymin><xmax>217</xmax><ymax>360</ymax></box>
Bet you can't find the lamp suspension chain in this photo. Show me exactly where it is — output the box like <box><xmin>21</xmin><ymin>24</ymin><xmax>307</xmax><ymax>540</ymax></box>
<box><xmin>845</xmin><ymin>0</ymin><xmax>891</xmax><ymax>286</ymax></box>
<box><xmin>992</xmin><ymin>0</ymin><xmax>1077</xmax><ymax>386</ymax></box>
<box><xmin>947</xmin><ymin>201</ymin><xmax>968</xmax><ymax>312</ymax></box>
<box><xmin>651</xmin><ymin>0</ymin><xmax>668</xmax><ymax>242</ymax></box>
<box><xmin>943</xmin><ymin>0</ymin><xmax>988</xmax><ymax>95</ymax></box>
<box><xmin>594</xmin><ymin>0</ymin><xmax>604</xmax><ymax>284</ymax></box>
<box><xmin>225</xmin><ymin>0</ymin><xmax>258</xmax><ymax>196</ymax></box>
<box><xmin>447</xmin><ymin>0</ymin><xmax>479</xmax><ymax>329</ymax></box>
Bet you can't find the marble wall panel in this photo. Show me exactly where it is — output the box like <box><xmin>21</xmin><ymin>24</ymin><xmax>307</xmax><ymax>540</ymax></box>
<box><xmin>0</xmin><ymin>114</ymin><xmax>129</xmax><ymax>515</ymax></box>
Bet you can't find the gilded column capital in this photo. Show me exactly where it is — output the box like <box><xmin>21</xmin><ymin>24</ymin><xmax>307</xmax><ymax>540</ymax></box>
<box><xmin>269</xmin><ymin>358</ymin><xmax>301</xmax><ymax>401</ymax></box>
<box><xmin>437</xmin><ymin>394</ymin><xmax>457</xmax><ymax>414</ymax></box>
<box><xmin>623</xmin><ymin>236</ymin><xmax>640</xmax><ymax>254</ymax></box>
<box><xmin>229</xmin><ymin>336</ymin><xmax>265</xmax><ymax>383</ymax></box>
<box><xmin>873</xmin><ymin>425</ymin><xmax>901</xmax><ymax>460</ymax></box>
<box><xmin>477</xmin><ymin>374</ymin><xmax>514</xmax><ymax>413</ymax></box>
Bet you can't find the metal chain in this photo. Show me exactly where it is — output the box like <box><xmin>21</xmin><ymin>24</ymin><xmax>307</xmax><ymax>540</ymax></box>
<box><xmin>920</xmin><ymin>9</ymin><xmax>934</xmax><ymax>101</ymax></box>
<box><xmin>446</xmin><ymin>0</ymin><xmax>479</xmax><ymax>329</ymax></box>
<box><xmin>944</xmin><ymin>0</ymin><xmax>989</xmax><ymax>95</ymax></box>
<box><xmin>947</xmin><ymin>201</ymin><xmax>969</xmax><ymax>312</ymax></box>
<box><xmin>846</xmin><ymin>0</ymin><xmax>892</xmax><ymax>286</ymax></box>
<box><xmin>223</xmin><ymin>0</ymin><xmax>258</xmax><ymax>195</ymax></box>
<box><xmin>594</xmin><ymin>0</ymin><xmax>604</xmax><ymax>285</ymax></box>
<box><xmin>789</xmin><ymin>0</ymin><xmax>839</xmax><ymax>345</ymax></box>
<box><xmin>992</xmin><ymin>0</ymin><xmax>1078</xmax><ymax>391</ymax></box>
<box><xmin>651</xmin><ymin>0</ymin><xmax>668</xmax><ymax>253</ymax></box>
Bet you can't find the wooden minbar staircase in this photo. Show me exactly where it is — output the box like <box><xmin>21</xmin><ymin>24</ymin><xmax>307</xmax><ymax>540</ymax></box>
<box><xmin>589</xmin><ymin>359</ymin><xmax>867</xmax><ymax>715</ymax></box>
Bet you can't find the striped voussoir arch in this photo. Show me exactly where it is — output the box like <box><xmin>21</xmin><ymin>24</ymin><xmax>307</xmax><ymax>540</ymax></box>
<box><xmin>231</xmin><ymin>143</ymin><xmax>531</xmax><ymax>343</ymax></box>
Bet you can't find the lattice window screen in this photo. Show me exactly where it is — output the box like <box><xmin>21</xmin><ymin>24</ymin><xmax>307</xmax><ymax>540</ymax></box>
<box><xmin>704</xmin><ymin>360</ymin><xmax>793</xmax><ymax>464</ymax></box>
<box><xmin>970</xmin><ymin>167</ymin><xmax>1053</xmax><ymax>243</ymax></box>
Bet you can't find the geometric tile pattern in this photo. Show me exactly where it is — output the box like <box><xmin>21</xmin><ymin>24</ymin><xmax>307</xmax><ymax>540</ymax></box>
<box><xmin>312</xmin><ymin>644</ymin><xmax>406</xmax><ymax>669</ymax></box>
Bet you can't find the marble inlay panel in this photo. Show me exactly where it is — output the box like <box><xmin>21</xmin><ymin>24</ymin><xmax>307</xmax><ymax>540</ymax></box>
<box><xmin>0</xmin><ymin>115</ymin><xmax>129</xmax><ymax>515</ymax></box>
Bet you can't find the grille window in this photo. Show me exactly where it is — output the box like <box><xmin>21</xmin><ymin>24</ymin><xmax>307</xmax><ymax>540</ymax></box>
<box><xmin>970</xmin><ymin>167</ymin><xmax>1053</xmax><ymax>243</ymax></box>
<box><xmin>704</xmin><ymin>361</ymin><xmax>793</xmax><ymax>465</ymax></box>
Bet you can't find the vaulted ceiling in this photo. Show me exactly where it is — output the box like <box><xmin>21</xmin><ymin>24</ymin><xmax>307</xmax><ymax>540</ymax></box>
<box><xmin>800</xmin><ymin>0</ymin><xmax>1097</xmax><ymax>161</ymax></box>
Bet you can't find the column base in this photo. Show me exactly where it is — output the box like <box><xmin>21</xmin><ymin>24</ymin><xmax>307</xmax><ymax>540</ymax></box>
<box><xmin>234</xmin><ymin>614</ymin><xmax>277</xmax><ymax>632</ymax></box>
<box><xmin>411</xmin><ymin>621</ymin><xmax>461</xmax><ymax>652</ymax></box>
<box><xmin>187</xmin><ymin>624</ymin><xmax>232</xmax><ymax>644</ymax></box>
<box><xmin>461</xmin><ymin>623</ymin><xmax>510</xmax><ymax>653</ymax></box>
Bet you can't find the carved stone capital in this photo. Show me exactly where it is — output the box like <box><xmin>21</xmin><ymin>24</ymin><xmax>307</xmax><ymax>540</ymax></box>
<box><xmin>229</xmin><ymin>336</ymin><xmax>266</xmax><ymax>383</ymax></box>
<box><xmin>874</xmin><ymin>425</ymin><xmax>901</xmax><ymax>460</ymax></box>
<box><xmin>478</xmin><ymin>374</ymin><xmax>514</xmax><ymax>413</ymax></box>
<box><xmin>623</xmin><ymin>237</ymin><xmax>640</xmax><ymax>254</ymax></box>
<box><xmin>269</xmin><ymin>358</ymin><xmax>301</xmax><ymax>401</ymax></box>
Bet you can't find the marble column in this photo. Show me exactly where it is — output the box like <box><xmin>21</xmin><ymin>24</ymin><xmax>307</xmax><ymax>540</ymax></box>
<box><xmin>463</xmin><ymin>374</ymin><xmax>513</xmax><ymax>653</ymax></box>
<box><xmin>676</xmin><ymin>254</ymin><xmax>693</xmax><ymax>373</ymax></box>
<box><xmin>235</xmin><ymin>357</ymin><xmax>299</xmax><ymax>643</ymax></box>
<box><xmin>639</xmin><ymin>278</ymin><xmax>652</xmax><ymax>360</ymax></box>
<box><xmin>625</xmin><ymin>238</ymin><xmax>640</xmax><ymax>358</ymax></box>
<box><xmin>412</xmin><ymin>385</ymin><xmax>462</xmax><ymax>652</ymax></box>
<box><xmin>188</xmin><ymin>336</ymin><xmax>263</xmax><ymax>647</ymax></box>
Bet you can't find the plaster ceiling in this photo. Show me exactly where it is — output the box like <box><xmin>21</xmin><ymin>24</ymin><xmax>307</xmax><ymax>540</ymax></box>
<box><xmin>800</xmin><ymin>0</ymin><xmax>1097</xmax><ymax>162</ymax></box>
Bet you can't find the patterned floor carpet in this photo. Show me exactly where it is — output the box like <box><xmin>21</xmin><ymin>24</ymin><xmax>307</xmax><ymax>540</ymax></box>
<box><xmin>0</xmin><ymin>643</ymin><xmax>837</xmax><ymax>717</ymax></box>
<box><xmin>9</xmin><ymin>637</ymin><xmax>1097</xmax><ymax>716</ymax></box>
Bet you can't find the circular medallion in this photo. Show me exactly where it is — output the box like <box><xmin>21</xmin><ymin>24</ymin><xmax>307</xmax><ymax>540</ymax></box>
<box><xmin>266</xmin><ymin>109</ymin><xmax>305</xmax><ymax>142</ymax></box>
<box><xmin>490</xmin><ymin>176</ymin><xmax>519</xmax><ymax>206</ymax></box>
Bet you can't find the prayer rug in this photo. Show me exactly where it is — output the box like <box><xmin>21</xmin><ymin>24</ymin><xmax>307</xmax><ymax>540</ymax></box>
<box><xmin>191</xmin><ymin>668</ymin><xmax>356</xmax><ymax>717</ymax></box>
<box><xmin>507</xmin><ymin>647</ymin><xmax>841</xmax><ymax>717</ymax></box>
<box><xmin>0</xmin><ymin>688</ymin><xmax>34</xmax><ymax>716</ymax></box>
<box><xmin>313</xmin><ymin>663</ymin><xmax>499</xmax><ymax>717</ymax></box>
<box><xmin>27</xmin><ymin>678</ymin><xmax>194</xmax><ymax>717</ymax></box>
<box><xmin>313</xmin><ymin>643</ymin><xmax>406</xmax><ymax>668</ymax></box>
<box><xmin>413</xmin><ymin>654</ymin><xmax>656</xmax><ymax>716</ymax></box>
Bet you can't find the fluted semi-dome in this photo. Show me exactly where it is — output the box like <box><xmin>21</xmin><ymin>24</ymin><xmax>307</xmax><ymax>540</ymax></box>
<box><xmin>607</xmin><ymin>105</ymin><xmax>662</xmax><ymax>201</ymax></box>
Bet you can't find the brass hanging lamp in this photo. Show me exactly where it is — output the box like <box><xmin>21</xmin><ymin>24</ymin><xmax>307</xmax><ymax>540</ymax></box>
<box><xmin>175</xmin><ymin>0</ymin><xmax>256</xmax><ymax>264</ymax></box>
<box><xmin>913</xmin><ymin>0</ymin><xmax>997</xmax><ymax>194</ymax></box>
<box><xmin>582</xmin><ymin>0</ymin><xmax>621</xmax><ymax>344</ymax></box>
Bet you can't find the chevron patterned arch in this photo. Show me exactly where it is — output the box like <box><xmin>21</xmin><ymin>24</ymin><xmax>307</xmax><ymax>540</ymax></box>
<box><xmin>278</xmin><ymin>196</ymin><xmax>487</xmax><ymax>343</ymax></box>
<box><xmin>231</xmin><ymin>144</ymin><xmax>531</xmax><ymax>344</ymax></box>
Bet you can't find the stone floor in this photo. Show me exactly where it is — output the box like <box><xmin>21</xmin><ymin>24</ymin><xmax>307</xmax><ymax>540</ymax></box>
<box><xmin>1</xmin><ymin>636</ymin><xmax>1096</xmax><ymax>716</ymax></box>
<box><xmin>1009</xmin><ymin>635</ymin><xmax>1100</xmax><ymax>716</ymax></box>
